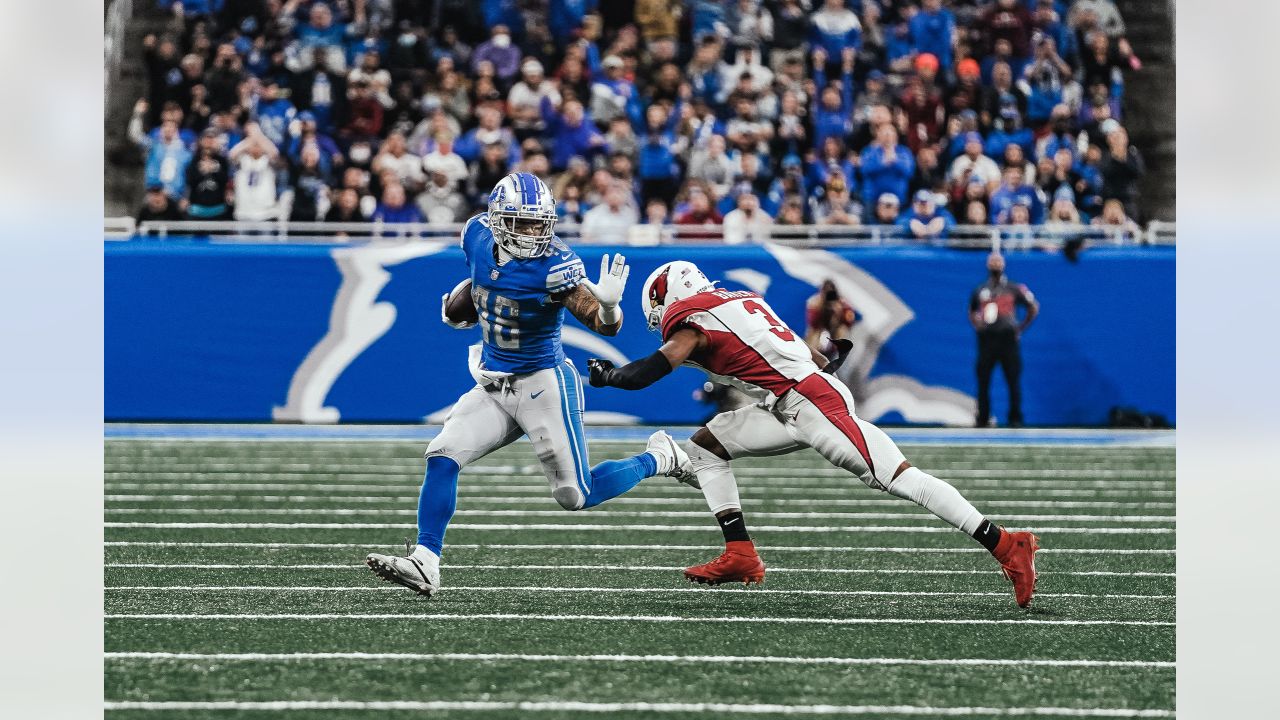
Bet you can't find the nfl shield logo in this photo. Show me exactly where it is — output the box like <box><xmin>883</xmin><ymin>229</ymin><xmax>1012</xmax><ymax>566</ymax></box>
<box><xmin>490</xmin><ymin>269</ymin><xmax>501</xmax><ymax>280</ymax></box>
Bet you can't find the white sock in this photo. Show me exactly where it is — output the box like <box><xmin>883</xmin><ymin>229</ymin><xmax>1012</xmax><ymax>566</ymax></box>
<box><xmin>684</xmin><ymin>440</ymin><xmax>741</xmax><ymax>514</ymax></box>
<box><xmin>886</xmin><ymin>467</ymin><xmax>984</xmax><ymax>535</ymax></box>
<box><xmin>410</xmin><ymin>545</ymin><xmax>440</xmax><ymax>567</ymax></box>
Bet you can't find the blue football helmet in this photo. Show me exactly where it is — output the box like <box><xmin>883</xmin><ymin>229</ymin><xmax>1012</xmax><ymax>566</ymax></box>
<box><xmin>487</xmin><ymin>172</ymin><xmax>558</xmax><ymax>258</ymax></box>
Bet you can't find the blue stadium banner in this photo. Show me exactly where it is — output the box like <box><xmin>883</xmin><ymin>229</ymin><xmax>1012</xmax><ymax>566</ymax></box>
<box><xmin>105</xmin><ymin>239</ymin><xmax>1174</xmax><ymax>426</ymax></box>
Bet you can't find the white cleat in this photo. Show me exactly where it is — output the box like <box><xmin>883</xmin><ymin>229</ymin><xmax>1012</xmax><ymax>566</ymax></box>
<box><xmin>366</xmin><ymin>542</ymin><xmax>441</xmax><ymax>597</ymax></box>
<box><xmin>646</xmin><ymin>430</ymin><xmax>700</xmax><ymax>489</ymax></box>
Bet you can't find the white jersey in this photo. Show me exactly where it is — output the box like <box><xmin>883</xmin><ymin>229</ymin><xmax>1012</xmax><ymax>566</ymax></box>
<box><xmin>233</xmin><ymin>155</ymin><xmax>278</xmax><ymax>221</ymax></box>
<box><xmin>660</xmin><ymin>289</ymin><xmax>819</xmax><ymax>401</ymax></box>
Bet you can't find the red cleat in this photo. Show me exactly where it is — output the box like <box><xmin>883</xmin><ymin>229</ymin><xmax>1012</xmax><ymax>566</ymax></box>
<box><xmin>684</xmin><ymin>541</ymin><xmax>766</xmax><ymax>586</ymax></box>
<box><xmin>993</xmin><ymin>528</ymin><xmax>1040</xmax><ymax>608</ymax></box>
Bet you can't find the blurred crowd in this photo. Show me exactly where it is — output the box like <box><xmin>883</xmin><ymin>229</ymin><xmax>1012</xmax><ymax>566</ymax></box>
<box><xmin>130</xmin><ymin>0</ymin><xmax>1148</xmax><ymax>242</ymax></box>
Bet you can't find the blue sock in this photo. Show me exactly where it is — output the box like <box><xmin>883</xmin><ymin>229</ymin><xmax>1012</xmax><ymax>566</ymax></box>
<box><xmin>416</xmin><ymin>456</ymin><xmax>459</xmax><ymax>555</ymax></box>
<box><xmin>581</xmin><ymin>453</ymin><xmax>659</xmax><ymax>509</ymax></box>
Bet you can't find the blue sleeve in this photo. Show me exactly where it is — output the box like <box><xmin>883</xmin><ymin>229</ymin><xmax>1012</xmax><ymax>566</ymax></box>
<box><xmin>544</xmin><ymin>245</ymin><xmax>587</xmax><ymax>295</ymax></box>
<box><xmin>460</xmin><ymin>214</ymin><xmax>489</xmax><ymax>268</ymax></box>
<box><xmin>847</xmin><ymin>26</ymin><xmax>862</xmax><ymax>52</ymax></box>
<box><xmin>841</xmin><ymin>69</ymin><xmax>854</xmax><ymax>113</ymax></box>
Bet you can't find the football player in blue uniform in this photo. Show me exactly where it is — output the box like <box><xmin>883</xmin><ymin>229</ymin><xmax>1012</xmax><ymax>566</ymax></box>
<box><xmin>366</xmin><ymin>172</ymin><xmax>694</xmax><ymax>596</ymax></box>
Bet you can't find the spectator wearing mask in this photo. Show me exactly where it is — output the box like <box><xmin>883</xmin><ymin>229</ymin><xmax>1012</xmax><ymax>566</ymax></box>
<box><xmin>229</xmin><ymin>123</ymin><xmax>282</xmax><ymax>221</ymax></box>
<box><xmin>969</xmin><ymin>252</ymin><xmax>1039</xmax><ymax>428</ymax></box>
<box><xmin>371</xmin><ymin>182</ymin><xmax>424</xmax><ymax>223</ymax></box>
<box><xmin>185</xmin><ymin>128</ymin><xmax>231</xmax><ymax>219</ymax></box>
<box><xmin>859</xmin><ymin>124</ymin><xmax>915</xmax><ymax>214</ymax></box>
<box><xmin>898</xmin><ymin>190</ymin><xmax>956</xmax><ymax>241</ymax></box>
<box><xmin>136</xmin><ymin>184</ymin><xmax>184</xmax><ymax>222</ymax></box>
<box><xmin>581</xmin><ymin>183</ymin><xmax>639</xmax><ymax>243</ymax></box>
<box><xmin>144</xmin><ymin>120</ymin><xmax>194</xmax><ymax>200</ymax></box>
<box><xmin>470</xmin><ymin>25</ymin><xmax>522</xmax><ymax>87</ymax></box>
<box><xmin>989</xmin><ymin>165</ymin><xmax>1045</xmax><ymax>224</ymax></box>
<box><xmin>805</xmin><ymin>279</ymin><xmax>857</xmax><ymax>357</ymax></box>
<box><xmin>722</xmin><ymin>192</ymin><xmax>773</xmax><ymax>244</ymax></box>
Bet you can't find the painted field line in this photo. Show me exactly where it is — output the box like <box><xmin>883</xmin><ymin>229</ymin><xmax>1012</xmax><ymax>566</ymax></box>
<box><xmin>103</xmin><ymin>522</ymin><xmax>1176</xmax><ymax>534</ymax></box>
<box><xmin>104</xmin><ymin>651</ymin><xmax>1175</xmax><ymax>669</ymax></box>
<box><xmin>102</xmin><ymin>508</ymin><xmax>1176</xmax><ymax>523</ymax></box>
<box><xmin>106</xmin><ymin>586</ymin><xmax>1174</xmax><ymax>600</ymax></box>
<box><xmin>102</xmin><ymin>699</ymin><xmax>1174</xmax><ymax>716</ymax></box>
<box><xmin>104</xmin><ymin>466</ymin><xmax>1174</xmax><ymax>479</ymax></box>
<box><xmin>102</xmin><ymin>541</ymin><xmax>1176</xmax><ymax>555</ymax></box>
<box><xmin>102</xmin><ymin>494</ymin><xmax>1177</xmax><ymax>510</ymax></box>
<box><xmin>105</xmin><ymin>563</ymin><xmax>1175</xmax><ymax>577</ymax></box>
<box><xmin>104</xmin><ymin>612</ymin><xmax>1174</xmax><ymax>627</ymax></box>
<box><xmin>102</xmin><ymin>482</ymin><xmax>1177</xmax><ymax>498</ymax></box>
<box><xmin>104</xmin><ymin>473</ymin><xmax>1174</xmax><ymax>487</ymax></box>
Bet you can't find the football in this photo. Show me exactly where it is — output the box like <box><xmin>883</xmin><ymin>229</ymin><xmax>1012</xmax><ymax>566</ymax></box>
<box><xmin>444</xmin><ymin>278</ymin><xmax>478</xmax><ymax>325</ymax></box>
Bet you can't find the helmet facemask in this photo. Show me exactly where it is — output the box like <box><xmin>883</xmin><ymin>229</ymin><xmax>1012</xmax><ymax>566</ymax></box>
<box><xmin>491</xmin><ymin>211</ymin><xmax>556</xmax><ymax>259</ymax></box>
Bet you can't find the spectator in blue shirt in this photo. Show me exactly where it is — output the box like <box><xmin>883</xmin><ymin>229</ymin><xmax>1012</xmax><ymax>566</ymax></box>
<box><xmin>859</xmin><ymin>124</ymin><xmax>916</xmax><ymax>213</ymax></box>
<box><xmin>371</xmin><ymin>182</ymin><xmax>424</xmax><ymax>224</ymax></box>
<box><xmin>540</xmin><ymin>97</ymin><xmax>606</xmax><ymax>171</ymax></box>
<box><xmin>252</xmin><ymin>80</ymin><xmax>297</xmax><ymax>149</ymax></box>
<box><xmin>810</xmin><ymin>48</ymin><xmax>855</xmax><ymax>151</ymax></box>
<box><xmin>897</xmin><ymin>189</ymin><xmax>957</xmax><ymax>241</ymax></box>
<box><xmin>810</xmin><ymin>0</ymin><xmax>862</xmax><ymax>73</ymax></box>
<box><xmin>1033</xmin><ymin>0</ymin><xmax>1079</xmax><ymax>69</ymax></box>
<box><xmin>549</xmin><ymin>0</ymin><xmax>597</xmax><ymax>44</ymax></box>
<box><xmin>806</xmin><ymin>137</ymin><xmax>858</xmax><ymax>196</ymax></box>
<box><xmin>985</xmin><ymin>107</ymin><xmax>1035</xmax><ymax>160</ymax></box>
<box><xmin>911</xmin><ymin>0</ymin><xmax>957</xmax><ymax>71</ymax></box>
<box><xmin>144</xmin><ymin>120</ymin><xmax>194</xmax><ymax>199</ymax></box>
<box><xmin>989</xmin><ymin>165</ymin><xmax>1046</xmax><ymax>224</ymax></box>
<box><xmin>291</xmin><ymin>3</ymin><xmax>349</xmax><ymax>72</ymax></box>
<box><xmin>636</xmin><ymin>104</ymin><xmax>683</xmax><ymax>206</ymax></box>
<box><xmin>471</xmin><ymin>25</ymin><xmax>522</xmax><ymax>87</ymax></box>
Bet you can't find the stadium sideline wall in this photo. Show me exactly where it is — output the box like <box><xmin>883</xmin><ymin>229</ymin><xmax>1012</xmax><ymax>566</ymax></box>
<box><xmin>105</xmin><ymin>239</ymin><xmax>1173</xmax><ymax>426</ymax></box>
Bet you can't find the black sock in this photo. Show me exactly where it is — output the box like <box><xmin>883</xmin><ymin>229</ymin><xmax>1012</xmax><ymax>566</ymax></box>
<box><xmin>717</xmin><ymin>510</ymin><xmax>751</xmax><ymax>543</ymax></box>
<box><xmin>973</xmin><ymin>519</ymin><xmax>1002</xmax><ymax>553</ymax></box>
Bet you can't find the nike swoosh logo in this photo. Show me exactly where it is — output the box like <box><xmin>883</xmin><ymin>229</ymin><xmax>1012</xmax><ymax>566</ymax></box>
<box><xmin>530</xmin><ymin>390</ymin><xmax>545</xmax><ymax>399</ymax></box>
<box><xmin>723</xmin><ymin>518</ymin><xmax>740</xmax><ymax>526</ymax></box>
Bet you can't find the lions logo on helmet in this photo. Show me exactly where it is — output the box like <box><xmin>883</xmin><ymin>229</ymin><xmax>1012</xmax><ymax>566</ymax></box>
<box><xmin>640</xmin><ymin>261</ymin><xmax>717</xmax><ymax>332</ymax></box>
<box><xmin>488</xmin><ymin>172</ymin><xmax>558</xmax><ymax>259</ymax></box>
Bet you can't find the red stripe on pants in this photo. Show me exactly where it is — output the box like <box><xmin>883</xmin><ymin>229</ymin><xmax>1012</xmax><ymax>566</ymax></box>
<box><xmin>793</xmin><ymin>374</ymin><xmax>875</xmax><ymax>477</ymax></box>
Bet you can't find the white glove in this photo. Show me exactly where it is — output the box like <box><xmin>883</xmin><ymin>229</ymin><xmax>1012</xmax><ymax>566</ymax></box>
<box><xmin>441</xmin><ymin>291</ymin><xmax>476</xmax><ymax>329</ymax></box>
<box><xmin>581</xmin><ymin>253</ymin><xmax>629</xmax><ymax>325</ymax></box>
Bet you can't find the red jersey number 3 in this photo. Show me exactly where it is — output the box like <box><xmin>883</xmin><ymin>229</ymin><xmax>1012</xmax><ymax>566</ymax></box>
<box><xmin>743</xmin><ymin>299</ymin><xmax>797</xmax><ymax>342</ymax></box>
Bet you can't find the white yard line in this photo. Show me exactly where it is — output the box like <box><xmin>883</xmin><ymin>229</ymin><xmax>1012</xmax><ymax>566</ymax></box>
<box><xmin>105</xmin><ymin>586</ymin><xmax>1174</xmax><ymax>600</ymax></box>
<box><xmin>102</xmin><ymin>508</ymin><xmax>1176</xmax><ymax>523</ymax></box>
<box><xmin>102</xmin><ymin>482</ymin><xmax>1176</xmax><ymax>497</ymax></box>
<box><xmin>105</xmin><ymin>563</ymin><xmax>1175</xmax><ymax>577</ymax></box>
<box><xmin>102</xmin><ymin>541</ymin><xmax>1176</xmax><ymax>555</ymax></box>
<box><xmin>103</xmin><ymin>613</ymin><xmax>1174</xmax><ymax>627</ymax></box>
<box><xmin>103</xmin><ymin>651</ymin><xmax>1174</xmax><ymax>669</ymax></box>
<box><xmin>104</xmin><ymin>522</ymin><xmax>1175</xmax><ymax>534</ymax></box>
<box><xmin>103</xmin><ymin>494</ymin><xmax>1177</xmax><ymax>509</ymax></box>
<box><xmin>100</xmin><ymin>700</ymin><xmax>1175</xmax><ymax>716</ymax></box>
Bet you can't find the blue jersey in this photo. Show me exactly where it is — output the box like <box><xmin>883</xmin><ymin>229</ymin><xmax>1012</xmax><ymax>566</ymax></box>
<box><xmin>461</xmin><ymin>214</ymin><xmax>586</xmax><ymax>374</ymax></box>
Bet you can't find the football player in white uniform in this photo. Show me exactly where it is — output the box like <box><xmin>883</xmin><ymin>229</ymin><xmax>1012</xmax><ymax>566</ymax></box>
<box><xmin>588</xmin><ymin>261</ymin><xmax>1041</xmax><ymax>607</ymax></box>
<box><xmin>365</xmin><ymin>173</ymin><xmax>693</xmax><ymax>597</ymax></box>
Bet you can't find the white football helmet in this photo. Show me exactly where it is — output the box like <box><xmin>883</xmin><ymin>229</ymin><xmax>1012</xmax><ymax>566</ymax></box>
<box><xmin>487</xmin><ymin>172</ymin><xmax>557</xmax><ymax>258</ymax></box>
<box><xmin>640</xmin><ymin>261</ymin><xmax>717</xmax><ymax>332</ymax></box>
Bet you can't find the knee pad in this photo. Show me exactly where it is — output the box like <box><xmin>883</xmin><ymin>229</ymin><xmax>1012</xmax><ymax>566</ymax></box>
<box><xmin>552</xmin><ymin>486</ymin><xmax>585</xmax><ymax>511</ymax></box>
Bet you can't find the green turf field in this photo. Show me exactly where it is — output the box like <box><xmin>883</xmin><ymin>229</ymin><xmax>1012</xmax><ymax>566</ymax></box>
<box><xmin>104</xmin><ymin>437</ymin><xmax>1175</xmax><ymax>718</ymax></box>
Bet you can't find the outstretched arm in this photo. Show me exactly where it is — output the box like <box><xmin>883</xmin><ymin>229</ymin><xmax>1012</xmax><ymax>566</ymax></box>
<box><xmin>560</xmin><ymin>284</ymin><xmax>622</xmax><ymax>336</ymax></box>
<box><xmin>589</xmin><ymin>328</ymin><xmax>705</xmax><ymax>391</ymax></box>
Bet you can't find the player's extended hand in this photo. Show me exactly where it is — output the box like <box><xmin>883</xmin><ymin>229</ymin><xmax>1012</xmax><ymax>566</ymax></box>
<box><xmin>582</xmin><ymin>253</ymin><xmax>630</xmax><ymax>325</ymax></box>
<box><xmin>822</xmin><ymin>338</ymin><xmax>855</xmax><ymax>375</ymax></box>
<box><xmin>587</xmin><ymin>358</ymin><xmax>617</xmax><ymax>388</ymax></box>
